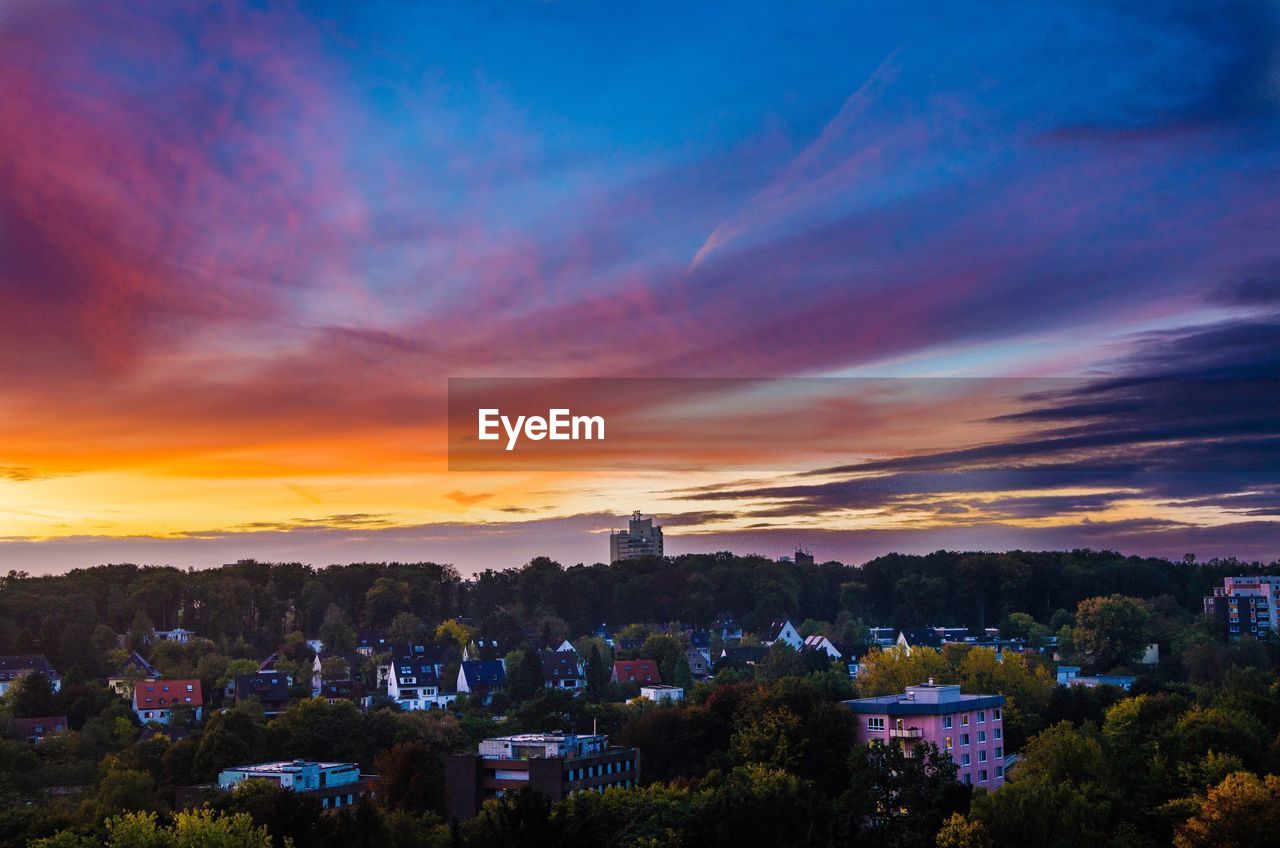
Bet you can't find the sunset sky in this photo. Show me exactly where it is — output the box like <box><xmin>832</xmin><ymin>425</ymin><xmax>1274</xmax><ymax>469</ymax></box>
<box><xmin>2</xmin><ymin>1</ymin><xmax>1279</xmax><ymax>574</ymax></box>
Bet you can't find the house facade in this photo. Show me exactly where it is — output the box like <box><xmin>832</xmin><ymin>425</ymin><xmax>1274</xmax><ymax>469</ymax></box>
<box><xmin>763</xmin><ymin>619</ymin><xmax>804</xmax><ymax>650</ymax></box>
<box><xmin>1204</xmin><ymin>576</ymin><xmax>1280</xmax><ymax>640</ymax></box>
<box><xmin>458</xmin><ymin>660</ymin><xmax>506</xmax><ymax>704</ymax></box>
<box><xmin>540</xmin><ymin>651</ymin><xmax>586</xmax><ymax>690</ymax></box>
<box><xmin>843</xmin><ymin>681</ymin><xmax>1008</xmax><ymax>790</ymax></box>
<box><xmin>133</xmin><ymin>679</ymin><xmax>203</xmax><ymax>725</ymax></box>
<box><xmin>384</xmin><ymin>643</ymin><xmax>456</xmax><ymax>710</ymax></box>
<box><xmin>0</xmin><ymin>655</ymin><xmax>62</xmax><ymax>696</ymax></box>
<box><xmin>108</xmin><ymin>652</ymin><xmax>160</xmax><ymax>696</ymax></box>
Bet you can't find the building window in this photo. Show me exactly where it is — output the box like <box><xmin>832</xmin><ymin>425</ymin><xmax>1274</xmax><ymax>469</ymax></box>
<box><xmin>961</xmin><ymin>714</ymin><xmax>970</xmax><ymax>726</ymax></box>
<box><xmin>867</xmin><ymin>717</ymin><xmax>886</xmax><ymax>731</ymax></box>
<box><xmin>945</xmin><ymin>736</ymin><xmax>953</xmax><ymax>750</ymax></box>
<box><xmin>995</xmin><ymin>746</ymin><xmax>1002</xmax><ymax>758</ymax></box>
<box><xmin>962</xmin><ymin>733</ymin><xmax>970</xmax><ymax>746</ymax></box>
<box><xmin>996</xmin><ymin>766</ymin><xmax>1004</xmax><ymax>778</ymax></box>
<box><xmin>993</xmin><ymin>708</ymin><xmax>1002</xmax><ymax>720</ymax></box>
<box><xmin>994</xmin><ymin>728</ymin><xmax>1002</xmax><ymax>740</ymax></box>
<box><xmin>978</xmin><ymin>731</ymin><xmax>986</xmax><ymax>743</ymax></box>
<box><xmin>977</xmin><ymin>710</ymin><xmax>986</xmax><ymax>723</ymax></box>
<box><xmin>979</xmin><ymin>750</ymin><xmax>987</xmax><ymax>763</ymax></box>
<box><xmin>962</xmin><ymin>754</ymin><xmax>970</xmax><ymax>766</ymax></box>
<box><xmin>963</xmin><ymin>773</ymin><xmax>972</xmax><ymax>784</ymax></box>
<box><xmin>944</xmin><ymin>716</ymin><xmax>953</xmax><ymax>729</ymax></box>
<box><xmin>980</xmin><ymin>770</ymin><xmax>988</xmax><ymax>783</ymax></box>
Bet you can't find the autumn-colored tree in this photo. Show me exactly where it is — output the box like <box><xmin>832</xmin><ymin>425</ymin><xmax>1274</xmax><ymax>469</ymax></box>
<box><xmin>1174</xmin><ymin>772</ymin><xmax>1280</xmax><ymax>848</ymax></box>
<box><xmin>1072</xmin><ymin>595</ymin><xmax>1150</xmax><ymax>671</ymax></box>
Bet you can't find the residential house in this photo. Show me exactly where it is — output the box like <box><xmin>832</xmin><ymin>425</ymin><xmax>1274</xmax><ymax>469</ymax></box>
<box><xmin>592</xmin><ymin>624</ymin><xmax>616</xmax><ymax>647</ymax></box>
<box><xmin>133</xmin><ymin>679</ymin><xmax>203</xmax><ymax>725</ymax></box>
<box><xmin>717</xmin><ymin>646</ymin><xmax>766</xmax><ymax>669</ymax></box>
<box><xmin>445</xmin><ymin>733</ymin><xmax>640</xmax><ymax>822</ymax></box>
<box><xmin>318</xmin><ymin>680</ymin><xmax>364</xmax><ymax>705</ymax></box>
<box><xmin>153</xmin><ymin>628</ymin><xmax>195</xmax><ymax>644</ymax></box>
<box><xmin>684</xmin><ymin>646</ymin><xmax>711</xmax><ymax>680</ymax></box>
<box><xmin>458</xmin><ymin>660</ymin><xmax>507</xmax><ymax>704</ymax></box>
<box><xmin>463</xmin><ymin>637</ymin><xmax>506</xmax><ymax>661</ymax></box>
<box><xmin>867</xmin><ymin>627</ymin><xmax>897</xmax><ymax>647</ymax></box>
<box><xmin>108</xmin><ymin>652</ymin><xmax>160</xmax><ymax>696</ymax></box>
<box><xmin>844</xmin><ymin>681</ymin><xmax>1008</xmax><ymax>789</ymax></box>
<box><xmin>713</xmin><ymin>614</ymin><xmax>743</xmax><ymax>643</ymax></box>
<box><xmin>639</xmin><ymin>685</ymin><xmax>683</xmax><ymax>703</ymax></box>
<box><xmin>227</xmin><ymin>669</ymin><xmax>292</xmax><ymax>716</ymax></box>
<box><xmin>2</xmin><ymin>715</ymin><xmax>68</xmax><ymax>743</ymax></box>
<box><xmin>0</xmin><ymin>655</ymin><xmax>62</xmax><ymax>696</ymax></box>
<box><xmin>802</xmin><ymin>634</ymin><xmax>842</xmax><ymax>659</ymax></box>
<box><xmin>1055</xmin><ymin>666</ymin><xmax>1136</xmax><ymax>691</ymax></box>
<box><xmin>385</xmin><ymin>643</ymin><xmax>456</xmax><ymax>710</ymax></box>
<box><xmin>356</xmin><ymin>630</ymin><xmax>389</xmax><ymax>657</ymax></box>
<box><xmin>763</xmin><ymin>619</ymin><xmax>804</xmax><ymax>650</ymax></box>
<box><xmin>896</xmin><ymin>629</ymin><xmax>944</xmax><ymax>654</ymax></box>
<box><xmin>611</xmin><ymin>659</ymin><xmax>661</xmax><ymax>686</ymax></box>
<box><xmin>540</xmin><ymin>651</ymin><xmax>586</xmax><ymax>691</ymax></box>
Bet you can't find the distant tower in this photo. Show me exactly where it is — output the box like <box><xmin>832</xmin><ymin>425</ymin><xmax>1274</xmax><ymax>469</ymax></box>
<box><xmin>793</xmin><ymin>547</ymin><xmax>815</xmax><ymax>566</ymax></box>
<box><xmin>609</xmin><ymin>511</ymin><xmax>664</xmax><ymax>562</ymax></box>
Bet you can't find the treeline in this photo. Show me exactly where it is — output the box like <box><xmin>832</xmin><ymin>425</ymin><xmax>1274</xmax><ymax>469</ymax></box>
<box><xmin>3</xmin><ymin>550</ymin><xmax>1277</xmax><ymax>672</ymax></box>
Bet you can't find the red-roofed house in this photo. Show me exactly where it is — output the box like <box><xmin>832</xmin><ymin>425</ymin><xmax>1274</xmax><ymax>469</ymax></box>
<box><xmin>133</xmin><ymin>679</ymin><xmax>203</xmax><ymax>726</ymax></box>
<box><xmin>2</xmin><ymin>715</ymin><xmax>68</xmax><ymax>743</ymax></box>
<box><xmin>611</xmin><ymin>659</ymin><xmax>661</xmax><ymax>685</ymax></box>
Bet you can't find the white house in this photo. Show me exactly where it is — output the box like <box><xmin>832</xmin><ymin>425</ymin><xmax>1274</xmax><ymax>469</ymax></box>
<box><xmin>762</xmin><ymin>619</ymin><xmax>804</xmax><ymax>650</ymax></box>
<box><xmin>153</xmin><ymin>627</ymin><xmax>195</xmax><ymax>644</ymax></box>
<box><xmin>802</xmin><ymin>634</ymin><xmax>842</xmax><ymax>659</ymax></box>
<box><xmin>383</xmin><ymin>643</ymin><xmax>456</xmax><ymax>710</ymax></box>
<box><xmin>639</xmin><ymin>684</ymin><xmax>684</xmax><ymax>703</ymax></box>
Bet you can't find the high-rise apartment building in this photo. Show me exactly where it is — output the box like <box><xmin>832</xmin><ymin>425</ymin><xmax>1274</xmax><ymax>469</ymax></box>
<box><xmin>609</xmin><ymin>511</ymin><xmax>663</xmax><ymax>561</ymax></box>
<box><xmin>1204</xmin><ymin>576</ymin><xmax>1280</xmax><ymax>640</ymax></box>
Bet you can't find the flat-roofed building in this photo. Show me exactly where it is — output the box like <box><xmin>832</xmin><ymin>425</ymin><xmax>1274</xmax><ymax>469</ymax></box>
<box><xmin>445</xmin><ymin>733</ymin><xmax>640</xmax><ymax>821</ymax></box>
<box><xmin>843</xmin><ymin>681</ymin><xmax>1008</xmax><ymax>790</ymax></box>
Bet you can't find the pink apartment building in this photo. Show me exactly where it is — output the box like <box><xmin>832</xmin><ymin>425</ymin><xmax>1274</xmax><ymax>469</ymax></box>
<box><xmin>843</xmin><ymin>681</ymin><xmax>1008</xmax><ymax>789</ymax></box>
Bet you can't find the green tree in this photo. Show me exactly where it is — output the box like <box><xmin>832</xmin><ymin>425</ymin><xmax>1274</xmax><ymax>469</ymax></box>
<box><xmin>317</xmin><ymin>604</ymin><xmax>356</xmax><ymax>655</ymax></box>
<box><xmin>586</xmin><ymin>644</ymin><xmax>611</xmax><ymax>692</ymax></box>
<box><xmin>673</xmin><ymin>653</ymin><xmax>694</xmax><ymax>689</ymax></box>
<box><xmin>1072</xmin><ymin>595</ymin><xmax>1150</xmax><ymax>671</ymax></box>
<box><xmin>374</xmin><ymin>742</ymin><xmax>447</xmax><ymax>816</ymax></box>
<box><xmin>639</xmin><ymin>635</ymin><xmax>685</xmax><ymax>684</ymax></box>
<box><xmin>387</xmin><ymin>612</ymin><xmax>427</xmax><ymax>645</ymax></box>
<box><xmin>507</xmin><ymin>650</ymin><xmax>546</xmax><ymax>703</ymax></box>
<box><xmin>6</xmin><ymin>671</ymin><xmax>56</xmax><ymax>717</ymax></box>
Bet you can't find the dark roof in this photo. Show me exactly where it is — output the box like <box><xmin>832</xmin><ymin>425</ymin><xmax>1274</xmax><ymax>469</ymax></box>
<box><xmin>899</xmin><ymin>629</ymin><xmax>944</xmax><ymax>649</ymax></box>
<box><xmin>539</xmin><ymin>651</ymin><xmax>583</xmax><ymax>681</ymax></box>
<box><xmin>0</xmin><ymin>655</ymin><xmax>60</xmax><ymax>682</ymax></box>
<box><xmin>461</xmin><ymin>660</ymin><xmax>506</xmax><ymax>688</ymax></box>
<box><xmin>357</xmin><ymin>630</ymin><xmax>389</xmax><ymax>651</ymax></box>
<box><xmin>111</xmin><ymin>652</ymin><xmax>160</xmax><ymax>679</ymax></box>
<box><xmin>2</xmin><ymin>715</ymin><xmax>68</xmax><ymax>741</ymax></box>
<box><xmin>842</xmin><ymin>693</ymin><xmax>1005</xmax><ymax>715</ymax></box>
<box><xmin>232</xmin><ymin>672</ymin><xmax>291</xmax><ymax>706</ymax></box>
<box><xmin>320</xmin><ymin>680</ymin><xmax>363</xmax><ymax>700</ymax></box>
<box><xmin>389</xmin><ymin>643</ymin><xmax>448</xmax><ymax>686</ymax></box>
<box><xmin>766</xmin><ymin>620</ymin><xmax>794</xmax><ymax>640</ymax></box>
<box><xmin>718</xmin><ymin>646</ymin><xmax>766</xmax><ymax>666</ymax></box>
<box><xmin>713</xmin><ymin>614</ymin><xmax>740</xmax><ymax>628</ymax></box>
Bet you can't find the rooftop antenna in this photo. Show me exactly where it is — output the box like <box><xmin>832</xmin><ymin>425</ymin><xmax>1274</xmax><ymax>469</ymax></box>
<box><xmin>593</xmin><ymin>717</ymin><xmax>598</xmax><ymax>736</ymax></box>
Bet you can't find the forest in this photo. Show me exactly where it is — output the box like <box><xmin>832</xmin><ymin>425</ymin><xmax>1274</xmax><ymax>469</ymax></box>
<box><xmin>0</xmin><ymin>548</ymin><xmax>1278</xmax><ymax>848</ymax></box>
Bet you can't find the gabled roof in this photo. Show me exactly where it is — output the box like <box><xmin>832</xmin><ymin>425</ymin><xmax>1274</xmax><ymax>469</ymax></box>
<box><xmin>766</xmin><ymin>619</ymin><xmax>796</xmax><ymax>639</ymax></box>
<box><xmin>539</xmin><ymin>651</ymin><xmax>583</xmax><ymax>680</ymax></box>
<box><xmin>357</xmin><ymin>630</ymin><xmax>389</xmax><ymax>651</ymax></box>
<box><xmin>320</xmin><ymin>680</ymin><xmax>362</xmax><ymax>699</ymax></box>
<box><xmin>134</xmin><ymin>679</ymin><xmax>203</xmax><ymax>709</ymax></box>
<box><xmin>0</xmin><ymin>655</ymin><xmax>60</xmax><ymax>682</ymax></box>
<box><xmin>898</xmin><ymin>628</ymin><xmax>943</xmax><ymax>649</ymax></box>
<box><xmin>110</xmin><ymin>652</ymin><xmax>160</xmax><ymax>679</ymax></box>
<box><xmin>612</xmin><ymin>659</ymin><xmax>661</xmax><ymax>684</ymax></box>
<box><xmin>232</xmin><ymin>671</ymin><xmax>291</xmax><ymax>705</ymax></box>
<box><xmin>389</xmin><ymin>643</ymin><xmax>448</xmax><ymax>684</ymax></box>
<box><xmin>460</xmin><ymin>660</ymin><xmax>506</xmax><ymax>688</ymax></box>
<box><xmin>3</xmin><ymin>715</ymin><xmax>68</xmax><ymax>740</ymax></box>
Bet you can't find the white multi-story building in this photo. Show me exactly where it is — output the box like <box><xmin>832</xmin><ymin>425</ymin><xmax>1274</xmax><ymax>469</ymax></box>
<box><xmin>1204</xmin><ymin>576</ymin><xmax>1280</xmax><ymax>640</ymax></box>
